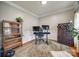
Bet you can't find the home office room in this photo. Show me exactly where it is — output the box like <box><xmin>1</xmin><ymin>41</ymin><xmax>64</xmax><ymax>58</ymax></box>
<box><xmin>0</xmin><ymin>0</ymin><xmax>79</xmax><ymax>58</ymax></box>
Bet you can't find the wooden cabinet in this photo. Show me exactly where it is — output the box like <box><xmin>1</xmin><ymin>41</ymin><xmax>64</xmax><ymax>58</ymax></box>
<box><xmin>57</xmin><ymin>23</ymin><xmax>74</xmax><ymax>47</ymax></box>
<box><xmin>2</xmin><ymin>20</ymin><xmax>22</xmax><ymax>54</ymax></box>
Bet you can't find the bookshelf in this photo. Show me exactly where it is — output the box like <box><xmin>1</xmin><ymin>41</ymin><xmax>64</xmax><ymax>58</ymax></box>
<box><xmin>2</xmin><ymin>20</ymin><xmax>22</xmax><ymax>54</ymax></box>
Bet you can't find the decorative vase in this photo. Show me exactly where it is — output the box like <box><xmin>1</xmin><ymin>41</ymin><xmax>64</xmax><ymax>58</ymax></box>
<box><xmin>16</xmin><ymin>20</ymin><xmax>19</xmax><ymax>22</ymax></box>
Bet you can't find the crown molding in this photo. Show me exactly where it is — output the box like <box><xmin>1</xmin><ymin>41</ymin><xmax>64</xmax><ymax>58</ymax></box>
<box><xmin>4</xmin><ymin>1</ymin><xmax>39</xmax><ymax>18</ymax></box>
<box><xmin>3</xmin><ymin>1</ymin><xmax>76</xmax><ymax>19</ymax></box>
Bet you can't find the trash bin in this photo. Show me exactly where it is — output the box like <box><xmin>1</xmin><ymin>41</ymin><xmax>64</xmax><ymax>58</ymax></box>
<box><xmin>0</xmin><ymin>47</ymin><xmax>4</xmax><ymax>57</ymax></box>
<box><xmin>5</xmin><ymin>48</ymin><xmax>15</xmax><ymax>57</ymax></box>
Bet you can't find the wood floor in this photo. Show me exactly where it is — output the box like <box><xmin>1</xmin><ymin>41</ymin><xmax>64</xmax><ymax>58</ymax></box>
<box><xmin>13</xmin><ymin>39</ymin><xmax>79</xmax><ymax>57</ymax></box>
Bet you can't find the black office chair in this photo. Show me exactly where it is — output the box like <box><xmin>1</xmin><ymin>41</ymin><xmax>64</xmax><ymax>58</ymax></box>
<box><xmin>42</xmin><ymin>25</ymin><xmax>50</xmax><ymax>44</ymax></box>
<box><xmin>33</xmin><ymin>26</ymin><xmax>44</xmax><ymax>44</ymax></box>
<box><xmin>42</xmin><ymin>25</ymin><xmax>49</xmax><ymax>31</ymax></box>
<box><xmin>36</xmin><ymin>31</ymin><xmax>44</xmax><ymax>43</ymax></box>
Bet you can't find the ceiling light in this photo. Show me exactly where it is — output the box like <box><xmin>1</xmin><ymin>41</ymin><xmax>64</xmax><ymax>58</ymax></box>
<box><xmin>41</xmin><ymin>0</ymin><xmax>47</xmax><ymax>5</ymax></box>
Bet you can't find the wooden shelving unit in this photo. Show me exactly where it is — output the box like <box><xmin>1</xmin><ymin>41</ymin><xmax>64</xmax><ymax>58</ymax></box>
<box><xmin>2</xmin><ymin>20</ymin><xmax>22</xmax><ymax>53</ymax></box>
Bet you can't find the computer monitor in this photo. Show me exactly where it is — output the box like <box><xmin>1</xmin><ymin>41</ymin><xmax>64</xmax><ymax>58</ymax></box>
<box><xmin>42</xmin><ymin>25</ymin><xmax>49</xmax><ymax>30</ymax></box>
<box><xmin>33</xmin><ymin>26</ymin><xmax>41</xmax><ymax>31</ymax></box>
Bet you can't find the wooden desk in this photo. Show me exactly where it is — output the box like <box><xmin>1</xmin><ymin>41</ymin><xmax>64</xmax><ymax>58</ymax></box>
<box><xmin>77</xmin><ymin>52</ymin><xmax>79</xmax><ymax>57</ymax></box>
<box><xmin>70</xmin><ymin>47</ymin><xmax>79</xmax><ymax>57</ymax></box>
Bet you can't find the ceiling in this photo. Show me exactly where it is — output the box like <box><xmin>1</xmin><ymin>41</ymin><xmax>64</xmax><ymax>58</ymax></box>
<box><xmin>10</xmin><ymin>1</ymin><xmax>76</xmax><ymax>18</ymax></box>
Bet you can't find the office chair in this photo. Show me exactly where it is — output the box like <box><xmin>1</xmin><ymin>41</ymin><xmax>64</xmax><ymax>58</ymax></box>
<box><xmin>36</xmin><ymin>30</ymin><xmax>44</xmax><ymax>44</ymax></box>
<box><xmin>33</xmin><ymin>26</ymin><xmax>44</xmax><ymax>44</ymax></box>
<box><xmin>42</xmin><ymin>25</ymin><xmax>50</xmax><ymax>44</ymax></box>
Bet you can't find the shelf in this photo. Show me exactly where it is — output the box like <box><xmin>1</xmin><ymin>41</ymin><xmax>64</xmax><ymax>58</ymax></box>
<box><xmin>3</xmin><ymin>20</ymin><xmax>21</xmax><ymax>25</ymax></box>
<box><xmin>4</xmin><ymin>37</ymin><xmax>22</xmax><ymax>43</ymax></box>
<box><xmin>4</xmin><ymin>39</ymin><xmax>21</xmax><ymax>47</ymax></box>
<box><xmin>4</xmin><ymin>35</ymin><xmax>20</xmax><ymax>40</ymax></box>
<box><xmin>4</xmin><ymin>36</ymin><xmax>16</xmax><ymax>39</ymax></box>
<box><xmin>3</xmin><ymin>27</ymin><xmax>20</xmax><ymax>29</ymax></box>
<box><xmin>4</xmin><ymin>42</ymin><xmax>22</xmax><ymax>51</ymax></box>
<box><xmin>4</xmin><ymin>33</ymin><xmax>21</xmax><ymax>36</ymax></box>
<box><xmin>13</xmin><ymin>33</ymin><xmax>21</xmax><ymax>35</ymax></box>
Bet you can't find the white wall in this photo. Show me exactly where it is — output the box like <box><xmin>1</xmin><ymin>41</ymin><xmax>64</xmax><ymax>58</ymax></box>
<box><xmin>40</xmin><ymin>10</ymin><xmax>74</xmax><ymax>41</ymax></box>
<box><xmin>0</xmin><ymin>2</ymin><xmax>39</xmax><ymax>44</ymax></box>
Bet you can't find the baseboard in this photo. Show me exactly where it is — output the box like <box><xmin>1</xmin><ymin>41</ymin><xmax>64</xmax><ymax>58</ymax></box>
<box><xmin>22</xmin><ymin>39</ymin><xmax>57</xmax><ymax>46</ymax></box>
<box><xmin>23</xmin><ymin>39</ymin><xmax>35</xmax><ymax>45</ymax></box>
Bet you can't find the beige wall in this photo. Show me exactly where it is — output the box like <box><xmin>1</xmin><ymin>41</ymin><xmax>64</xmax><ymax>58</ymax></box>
<box><xmin>0</xmin><ymin>2</ymin><xmax>39</xmax><ymax>44</ymax></box>
<box><xmin>39</xmin><ymin>10</ymin><xmax>74</xmax><ymax>41</ymax></box>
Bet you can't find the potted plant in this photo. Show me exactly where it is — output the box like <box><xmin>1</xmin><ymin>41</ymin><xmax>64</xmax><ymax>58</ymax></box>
<box><xmin>71</xmin><ymin>25</ymin><xmax>79</xmax><ymax>52</ymax></box>
<box><xmin>16</xmin><ymin>17</ymin><xmax>23</xmax><ymax>23</ymax></box>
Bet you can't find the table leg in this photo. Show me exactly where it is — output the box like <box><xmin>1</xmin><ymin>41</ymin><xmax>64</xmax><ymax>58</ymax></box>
<box><xmin>35</xmin><ymin>35</ymin><xmax>37</xmax><ymax>44</ymax></box>
<box><xmin>46</xmin><ymin>34</ymin><xmax>48</xmax><ymax>45</ymax></box>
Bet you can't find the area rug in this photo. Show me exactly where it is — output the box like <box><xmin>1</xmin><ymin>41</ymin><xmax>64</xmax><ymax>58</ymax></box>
<box><xmin>14</xmin><ymin>40</ymin><xmax>72</xmax><ymax>57</ymax></box>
